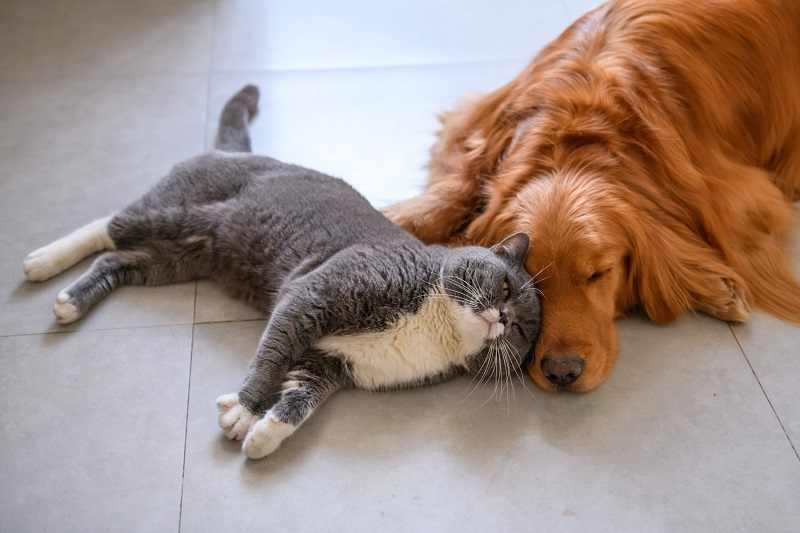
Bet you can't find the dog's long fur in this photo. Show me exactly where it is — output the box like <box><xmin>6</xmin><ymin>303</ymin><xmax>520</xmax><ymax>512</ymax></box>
<box><xmin>384</xmin><ymin>0</ymin><xmax>800</xmax><ymax>392</ymax></box>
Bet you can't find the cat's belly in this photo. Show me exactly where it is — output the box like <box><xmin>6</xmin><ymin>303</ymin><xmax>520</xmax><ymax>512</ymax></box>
<box><xmin>314</xmin><ymin>294</ymin><xmax>486</xmax><ymax>390</ymax></box>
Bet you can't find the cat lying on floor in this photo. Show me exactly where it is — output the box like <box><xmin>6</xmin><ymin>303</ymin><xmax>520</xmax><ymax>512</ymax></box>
<box><xmin>23</xmin><ymin>85</ymin><xmax>542</xmax><ymax>459</ymax></box>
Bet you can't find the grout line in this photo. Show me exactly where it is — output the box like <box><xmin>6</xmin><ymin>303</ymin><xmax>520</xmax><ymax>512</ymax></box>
<box><xmin>0</xmin><ymin>322</ymin><xmax>194</xmax><ymax>339</ymax></box>
<box><xmin>180</xmin><ymin>12</ymin><xmax>215</xmax><ymax>529</ymax></box>
<box><xmin>0</xmin><ymin>317</ymin><xmax>266</xmax><ymax>340</ymax></box>
<box><xmin>178</xmin><ymin>282</ymin><xmax>199</xmax><ymax>533</ymax></box>
<box><xmin>728</xmin><ymin>323</ymin><xmax>800</xmax><ymax>462</ymax></box>
<box><xmin>194</xmin><ymin>317</ymin><xmax>266</xmax><ymax>325</ymax></box>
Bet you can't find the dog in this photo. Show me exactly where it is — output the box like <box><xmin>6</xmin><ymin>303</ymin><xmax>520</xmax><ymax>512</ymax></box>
<box><xmin>384</xmin><ymin>0</ymin><xmax>800</xmax><ymax>392</ymax></box>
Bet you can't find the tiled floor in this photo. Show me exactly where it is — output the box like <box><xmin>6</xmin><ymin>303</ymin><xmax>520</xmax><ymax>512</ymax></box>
<box><xmin>1</xmin><ymin>0</ymin><xmax>799</xmax><ymax>531</ymax></box>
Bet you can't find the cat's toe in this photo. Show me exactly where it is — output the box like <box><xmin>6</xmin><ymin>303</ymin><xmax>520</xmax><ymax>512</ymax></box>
<box><xmin>53</xmin><ymin>291</ymin><xmax>81</xmax><ymax>324</ymax></box>
<box><xmin>216</xmin><ymin>393</ymin><xmax>257</xmax><ymax>440</ymax></box>
<box><xmin>242</xmin><ymin>416</ymin><xmax>294</xmax><ymax>459</ymax></box>
<box><xmin>23</xmin><ymin>250</ymin><xmax>59</xmax><ymax>282</ymax></box>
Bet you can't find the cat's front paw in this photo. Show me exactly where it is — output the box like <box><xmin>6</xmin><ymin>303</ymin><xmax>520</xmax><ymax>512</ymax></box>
<box><xmin>53</xmin><ymin>290</ymin><xmax>82</xmax><ymax>324</ymax></box>
<box><xmin>242</xmin><ymin>416</ymin><xmax>295</xmax><ymax>459</ymax></box>
<box><xmin>216</xmin><ymin>393</ymin><xmax>257</xmax><ymax>440</ymax></box>
<box><xmin>23</xmin><ymin>248</ymin><xmax>61</xmax><ymax>282</ymax></box>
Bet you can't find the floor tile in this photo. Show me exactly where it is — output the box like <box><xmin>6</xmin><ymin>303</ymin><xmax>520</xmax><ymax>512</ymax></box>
<box><xmin>0</xmin><ymin>75</ymin><xmax>208</xmax><ymax>336</ymax></box>
<box><xmin>194</xmin><ymin>280</ymin><xmax>266</xmax><ymax>323</ymax></box>
<box><xmin>205</xmin><ymin>63</ymin><xmax>528</xmax><ymax>209</ymax></box>
<box><xmin>180</xmin><ymin>317</ymin><xmax>800</xmax><ymax>532</ymax></box>
<box><xmin>732</xmin><ymin>314</ymin><xmax>800</xmax><ymax>459</ymax></box>
<box><xmin>0</xmin><ymin>326</ymin><xmax>192</xmax><ymax>531</ymax></box>
<box><xmin>0</xmin><ymin>0</ymin><xmax>213</xmax><ymax>80</ymax></box>
<box><xmin>211</xmin><ymin>0</ymin><xmax>570</xmax><ymax>72</ymax></box>
<box><xmin>731</xmin><ymin>220</ymin><xmax>800</xmax><ymax>456</ymax></box>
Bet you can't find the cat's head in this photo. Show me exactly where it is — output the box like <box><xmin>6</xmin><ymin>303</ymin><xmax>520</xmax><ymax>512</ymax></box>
<box><xmin>440</xmin><ymin>232</ymin><xmax>541</xmax><ymax>381</ymax></box>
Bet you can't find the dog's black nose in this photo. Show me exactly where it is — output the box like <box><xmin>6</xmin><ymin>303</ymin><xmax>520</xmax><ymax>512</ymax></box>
<box><xmin>540</xmin><ymin>355</ymin><xmax>585</xmax><ymax>386</ymax></box>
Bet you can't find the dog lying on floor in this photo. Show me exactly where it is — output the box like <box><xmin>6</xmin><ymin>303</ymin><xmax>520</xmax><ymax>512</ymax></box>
<box><xmin>384</xmin><ymin>0</ymin><xmax>800</xmax><ymax>392</ymax></box>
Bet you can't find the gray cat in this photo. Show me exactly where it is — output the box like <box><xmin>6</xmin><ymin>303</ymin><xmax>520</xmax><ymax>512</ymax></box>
<box><xmin>23</xmin><ymin>85</ymin><xmax>541</xmax><ymax>459</ymax></box>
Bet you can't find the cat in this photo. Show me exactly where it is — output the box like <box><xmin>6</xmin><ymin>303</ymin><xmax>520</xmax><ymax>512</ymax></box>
<box><xmin>23</xmin><ymin>85</ymin><xmax>542</xmax><ymax>459</ymax></box>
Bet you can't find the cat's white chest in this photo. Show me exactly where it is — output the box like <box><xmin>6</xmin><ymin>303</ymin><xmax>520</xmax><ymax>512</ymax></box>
<box><xmin>314</xmin><ymin>287</ymin><xmax>486</xmax><ymax>389</ymax></box>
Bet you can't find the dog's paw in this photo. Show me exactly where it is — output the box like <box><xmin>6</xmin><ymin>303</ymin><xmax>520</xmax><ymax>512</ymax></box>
<box><xmin>53</xmin><ymin>290</ymin><xmax>82</xmax><ymax>324</ymax></box>
<box><xmin>216</xmin><ymin>393</ymin><xmax>257</xmax><ymax>440</ymax></box>
<box><xmin>23</xmin><ymin>248</ymin><xmax>61</xmax><ymax>282</ymax></box>
<box><xmin>242</xmin><ymin>416</ymin><xmax>295</xmax><ymax>459</ymax></box>
<box><xmin>702</xmin><ymin>278</ymin><xmax>751</xmax><ymax>323</ymax></box>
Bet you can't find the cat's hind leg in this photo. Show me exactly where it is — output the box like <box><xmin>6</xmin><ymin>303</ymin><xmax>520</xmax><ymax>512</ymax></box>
<box><xmin>52</xmin><ymin>249</ymin><xmax>152</xmax><ymax>323</ymax></box>
<box><xmin>23</xmin><ymin>215</ymin><xmax>115</xmax><ymax>282</ymax></box>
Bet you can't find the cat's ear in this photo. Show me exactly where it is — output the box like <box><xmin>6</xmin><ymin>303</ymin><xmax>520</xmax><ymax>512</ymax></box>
<box><xmin>491</xmin><ymin>232</ymin><xmax>530</xmax><ymax>266</ymax></box>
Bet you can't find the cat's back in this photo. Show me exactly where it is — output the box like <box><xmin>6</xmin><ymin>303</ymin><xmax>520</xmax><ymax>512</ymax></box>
<box><xmin>225</xmin><ymin>152</ymin><xmax>409</xmax><ymax>247</ymax></box>
<box><xmin>131</xmin><ymin>150</ymin><xmax>404</xmax><ymax>243</ymax></box>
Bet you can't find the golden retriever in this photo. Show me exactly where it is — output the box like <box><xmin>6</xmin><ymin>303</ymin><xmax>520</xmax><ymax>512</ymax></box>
<box><xmin>384</xmin><ymin>0</ymin><xmax>800</xmax><ymax>392</ymax></box>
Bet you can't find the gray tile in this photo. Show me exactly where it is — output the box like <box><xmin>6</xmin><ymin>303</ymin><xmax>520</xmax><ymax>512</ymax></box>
<box><xmin>0</xmin><ymin>0</ymin><xmax>213</xmax><ymax>80</ymax></box>
<box><xmin>0</xmin><ymin>326</ymin><xmax>192</xmax><ymax>531</ymax></box>
<box><xmin>194</xmin><ymin>280</ymin><xmax>266</xmax><ymax>323</ymax></box>
<box><xmin>180</xmin><ymin>317</ymin><xmax>800</xmax><ymax>532</ymax></box>
<box><xmin>732</xmin><ymin>314</ymin><xmax>800</xmax><ymax>459</ymax></box>
<box><xmin>0</xmin><ymin>75</ymin><xmax>208</xmax><ymax>336</ymax></box>
<box><xmin>732</xmin><ymin>219</ymin><xmax>800</xmax><ymax>455</ymax></box>
<box><xmin>211</xmin><ymin>0</ymin><xmax>570</xmax><ymax>72</ymax></box>
<box><xmin>206</xmin><ymin>63</ymin><xmax>528</xmax><ymax>209</ymax></box>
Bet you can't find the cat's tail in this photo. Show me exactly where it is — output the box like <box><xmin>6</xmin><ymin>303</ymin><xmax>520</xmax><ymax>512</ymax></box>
<box><xmin>216</xmin><ymin>85</ymin><xmax>260</xmax><ymax>153</ymax></box>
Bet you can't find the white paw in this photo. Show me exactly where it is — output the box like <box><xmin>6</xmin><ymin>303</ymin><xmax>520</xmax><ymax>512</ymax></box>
<box><xmin>22</xmin><ymin>216</ymin><xmax>116</xmax><ymax>282</ymax></box>
<box><xmin>216</xmin><ymin>393</ymin><xmax>257</xmax><ymax>440</ymax></box>
<box><xmin>243</xmin><ymin>416</ymin><xmax>295</xmax><ymax>459</ymax></box>
<box><xmin>53</xmin><ymin>291</ymin><xmax>81</xmax><ymax>324</ymax></box>
<box><xmin>23</xmin><ymin>248</ymin><xmax>61</xmax><ymax>282</ymax></box>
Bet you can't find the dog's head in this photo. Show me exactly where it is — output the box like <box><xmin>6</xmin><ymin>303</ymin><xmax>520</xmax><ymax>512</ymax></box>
<box><xmin>465</xmin><ymin>161</ymin><xmax>635</xmax><ymax>392</ymax></box>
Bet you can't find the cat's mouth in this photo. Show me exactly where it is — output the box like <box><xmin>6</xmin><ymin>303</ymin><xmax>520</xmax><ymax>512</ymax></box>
<box><xmin>477</xmin><ymin>309</ymin><xmax>505</xmax><ymax>340</ymax></box>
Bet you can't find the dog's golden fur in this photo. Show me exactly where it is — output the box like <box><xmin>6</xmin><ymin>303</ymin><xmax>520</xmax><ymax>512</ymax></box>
<box><xmin>384</xmin><ymin>0</ymin><xmax>800</xmax><ymax>392</ymax></box>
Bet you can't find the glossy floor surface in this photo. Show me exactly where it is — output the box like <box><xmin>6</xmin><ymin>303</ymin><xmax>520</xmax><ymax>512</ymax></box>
<box><xmin>1</xmin><ymin>1</ymin><xmax>799</xmax><ymax>531</ymax></box>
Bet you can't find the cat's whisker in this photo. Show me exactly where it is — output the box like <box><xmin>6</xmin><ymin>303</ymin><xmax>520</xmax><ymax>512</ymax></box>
<box><xmin>499</xmin><ymin>340</ymin><xmax>519</xmax><ymax>413</ymax></box>
<box><xmin>518</xmin><ymin>276</ymin><xmax>538</xmax><ymax>293</ymax></box>
<box><xmin>444</xmin><ymin>275</ymin><xmax>484</xmax><ymax>302</ymax></box>
<box><xmin>494</xmin><ymin>340</ymin><xmax>509</xmax><ymax>407</ymax></box>
<box><xmin>462</xmin><ymin>346</ymin><xmax>497</xmax><ymax>403</ymax></box>
<box><xmin>435</xmin><ymin>287</ymin><xmax>476</xmax><ymax>304</ymax></box>
<box><xmin>531</xmin><ymin>261</ymin><xmax>554</xmax><ymax>282</ymax></box>
<box><xmin>480</xmin><ymin>344</ymin><xmax>504</xmax><ymax>407</ymax></box>
<box><xmin>467</xmin><ymin>271</ymin><xmax>490</xmax><ymax>306</ymax></box>
<box><xmin>505</xmin><ymin>339</ymin><xmax>536</xmax><ymax>400</ymax></box>
<box><xmin>480</xmin><ymin>347</ymin><xmax>497</xmax><ymax>407</ymax></box>
<box><xmin>438</xmin><ymin>276</ymin><xmax>479</xmax><ymax>299</ymax></box>
<box><xmin>451</xmin><ymin>272</ymin><xmax>484</xmax><ymax>299</ymax></box>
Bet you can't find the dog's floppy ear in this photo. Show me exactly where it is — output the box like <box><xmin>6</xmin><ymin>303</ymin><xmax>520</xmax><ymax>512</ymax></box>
<box><xmin>423</xmin><ymin>93</ymin><xmax>523</xmax><ymax>241</ymax></box>
<box><xmin>626</xmin><ymin>216</ymin><xmax>743</xmax><ymax>323</ymax></box>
